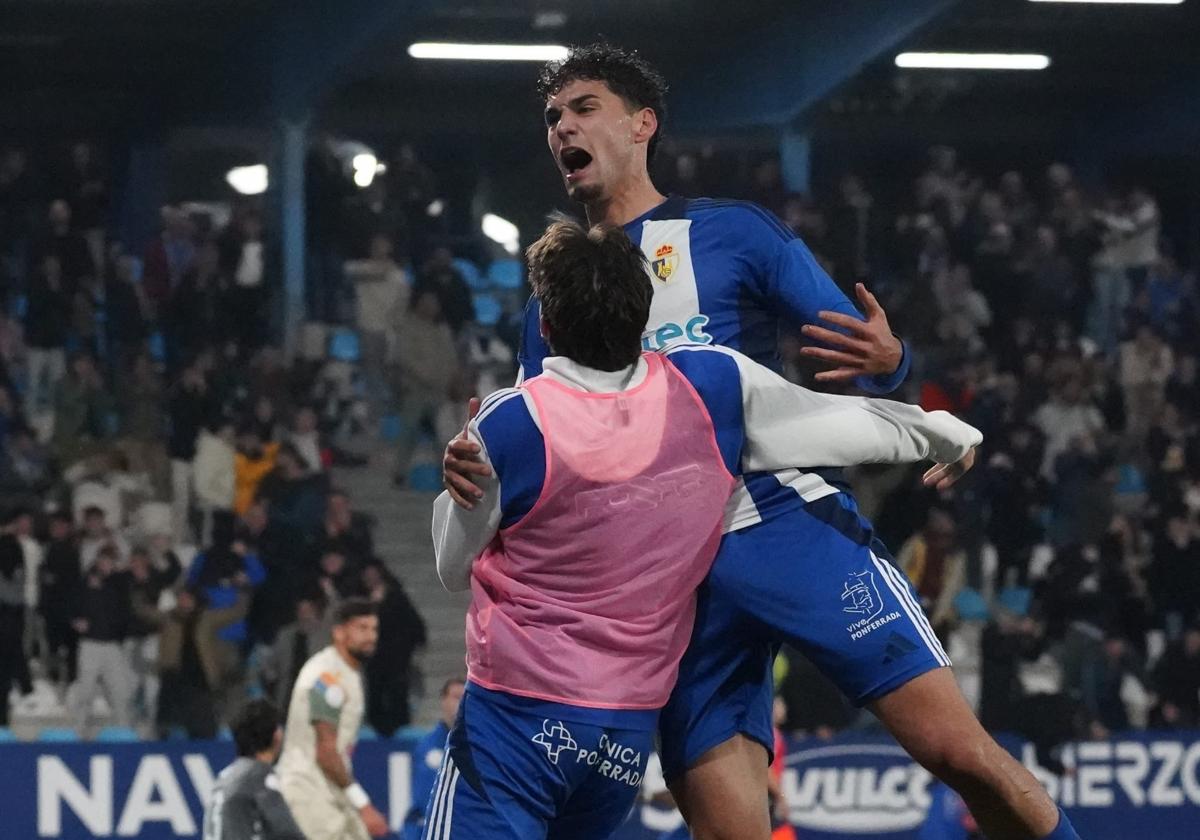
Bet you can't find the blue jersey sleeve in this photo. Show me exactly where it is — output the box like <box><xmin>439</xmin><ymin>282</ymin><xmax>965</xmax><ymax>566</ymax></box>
<box><xmin>517</xmin><ymin>296</ymin><xmax>551</xmax><ymax>382</ymax></box>
<box><xmin>475</xmin><ymin>392</ymin><xmax>546</xmax><ymax>528</ymax></box>
<box><xmin>663</xmin><ymin>346</ymin><xmax>745</xmax><ymax>475</ymax></box>
<box><xmin>737</xmin><ymin>204</ymin><xmax>910</xmax><ymax>394</ymax></box>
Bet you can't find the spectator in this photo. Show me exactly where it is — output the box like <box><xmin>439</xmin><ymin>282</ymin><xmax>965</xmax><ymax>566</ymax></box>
<box><xmin>286</xmin><ymin>406</ymin><xmax>323</xmax><ymax>475</ymax></box>
<box><xmin>827</xmin><ymin>173</ymin><xmax>880</xmax><ymax>290</ymax></box>
<box><xmin>118</xmin><ymin>352</ymin><xmax>168</xmax><ymax>495</ymax></box>
<box><xmin>62</xmin><ymin>142</ymin><xmax>108</xmax><ymax>270</ymax></box>
<box><xmin>260</xmin><ymin>595</ymin><xmax>327</xmax><ymax>715</ymax></box>
<box><xmin>1097</xmin><ymin>186</ymin><xmax>1161</xmax><ymax>289</ymax></box>
<box><xmin>126</xmin><ymin>546</ymin><xmax>181</xmax><ymax>727</ymax></box>
<box><xmin>344</xmin><ymin>232</ymin><xmax>409</xmax><ymax>414</ymax></box>
<box><xmin>256</xmin><ymin>441</ymin><xmax>328</xmax><ymax>542</ymax></box>
<box><xmin>151</xmin><ymin>587</ymin><xmax>247</xmax><ymax>739</ymax></box>
<box><xmin>33</xmin><ymin>199</ymin><xmax>92</xmax><ymax>294</ymax></box>
<box><xmin>50</xmin><ymin>353</ymin><xmax>114</xmax><ymax>467</ymax></box>
<box><xmin>317</xmin><ymin>489</ymin><xmax>373</xmax><ymax>563</ymax></box>
<box><xmin>899</xmin><ymin>508</ymin><xmax>966</xmax><ymax>640</ymax></box>
<box><xmin>193</xmin><ymin>420</ymin><xmax>236</xmax><ymax>547</ymax></box>
<box><xmin>77</xmin><ymin>503</ymin><xmax>128</xmax><ymax>570</ymax></box>
<box><xmin>24</xmin><ymin>254</ymin><xmax>71</xmax><ymax>414</ymax></box>
<box><xmin>168</xmin><ymin>241</ymin><xmax>228</xmax><ymax>359</ymax></box>
<box><xmin>412</xmin><ymin>247</ymin><xmax>473</xmax><ymax>335</ymax></box>
<box><xmin>1032</xmin><ymin>375</ymin><xmax>1106</xmax><ymax>479</ymax></box>
<box><xmin>1079</xmin><ymin>634</ymin><xmax>1145</xmax><ymax>736</ymax></box>
<box><xmin>1118</xmin><ymin>324</ymin><xmax>1174</xmax><ymax>439</ymax></box>
<box><xmin>102</xmin><ymin>253</ymin><xmax>148</xmax><ymax>369</ymax></box>
<box><xmin>314</xmin><ymin>549</ymin><xmax>361</xmax><ymax>603</ymax></box>
<box><xmin>391</xmin><ymin>288</ymin><xmax>459</xmax><ymax>486</ymax></box>
<box><xmin>141</xmin><ymin>206</ymin><xmax>196</xmax><ymax>313</ymax></box>
<box><xmin>0</xmin><ymin>425</ymin><xmax>53</xmax><ymax>501</ymax></box>
<box><xmin>0</xmin><ymin>532</ymin><xmax>32</xmax><ymax>725</ymax></box>
<box><xmin>1147</xmin><ymin>513</ymin><xmax>1200</xmax><ymax>634</ymax></box>
<box><xmin>219</xmin><ymin>209</ymin><xmax>271</xmax><ymax>350</ymax></box>
<box><xmin>38</xmin><ymin>511</ymin><xmax>81</xmax><ymax>685</ymax></box>
<box><xmin>1150</xmin><ymin>626</ymin><xmax>1200</xmax><ymax>729</ymax></box>
<box><xmin>167</xmin><ymin>356</ymin><xmax>213</xmax><ymax>541</ymax></box>
<box><xmin>362</xmin><ymin>561</ymin><xmax>427</xmax><ymax>734</ymax></box>
<box><xmin>71</xmin><ymin>544</ymin><xmax>134</xmax><ymax>734</ymax></box>
<box><xmin>187</xmin><ymin>532</ymin><xmax>266</xmax><ymax>649</ymax></box>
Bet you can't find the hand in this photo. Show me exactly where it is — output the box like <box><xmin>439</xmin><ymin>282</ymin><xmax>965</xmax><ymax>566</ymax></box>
<box><xmin>231</xmin><ymin>540</ymin><xmax>247</xmax><ymax>556</ymax></box>
<box><xmin>799</xmin><ymin>284</ymin><xmax>903</xmax><ymax>383</ymax></box>
<box><xmin>442</xmin><ymin>397</ymin><xmax>492</xmax><ymax>510</ymax></box>
<box><xmin>232</xmin><ymin>571</ymin><xmax>250</xmax><ymax>588</ymax></box>
<box><xmin>359</xmin><ymin>804</ymin><xmax>389</xmax><ymax>838</ymax></box>
<box><xmin>922</xmin><ymin>447</ymin><xmax>977</xmax><ymax>490</ymax></box>
<box><xmin>71</xmin><ymin>619</ymin><xmax>88</xmax><ymax>634</ymax></box>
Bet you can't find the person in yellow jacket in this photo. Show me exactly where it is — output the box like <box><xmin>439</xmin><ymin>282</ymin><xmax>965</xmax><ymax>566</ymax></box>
<box><xmin>234</xmin><ymin>426</ymin><xmax>279</xmax><ymax>515</ymax></box>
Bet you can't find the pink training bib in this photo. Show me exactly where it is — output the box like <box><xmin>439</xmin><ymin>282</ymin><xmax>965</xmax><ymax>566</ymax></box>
<box><xmin>466</xmin><ymin>352</ymin><xmax>734</xmax><ymax>710</ymax></box>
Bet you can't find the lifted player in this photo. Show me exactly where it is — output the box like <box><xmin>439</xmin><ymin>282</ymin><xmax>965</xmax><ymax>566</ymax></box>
<box><xmin>428</xmin><ymin>219</ymin><xmax>981</xmax><ymax>839</ymax></box>
<box><xmin>444</xmin><ymin>44</ymin><xmax>1079</xmax><ymax>840</ymax></box>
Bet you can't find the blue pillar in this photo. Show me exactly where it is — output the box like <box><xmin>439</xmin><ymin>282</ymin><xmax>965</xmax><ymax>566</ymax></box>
<box><xmin>278</xmin><ymin>117</ymin><xmax>308</xmax><ymax>359</ymax></box>
<box><xmin>780</xmin><ymin>130</ymin><xmax>811</xmax><ymax>196</ymax></box>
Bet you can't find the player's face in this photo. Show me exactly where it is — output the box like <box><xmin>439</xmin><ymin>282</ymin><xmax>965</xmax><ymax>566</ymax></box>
<box><xmin>545</xmin><ymin>79</ymin><xmax>645</xmax><ymax>204</ymax></box>
<box><xmin>337</xmin><ymin>615</ymin><xmax>379</xmax><ymax>662</ymax></box>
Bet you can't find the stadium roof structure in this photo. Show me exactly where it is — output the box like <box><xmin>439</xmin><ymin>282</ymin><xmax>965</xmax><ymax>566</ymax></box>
<box><xmin>3</xmin><ymin>0</ymin><xmax>1197</xmax><ymax>148</ymax></box>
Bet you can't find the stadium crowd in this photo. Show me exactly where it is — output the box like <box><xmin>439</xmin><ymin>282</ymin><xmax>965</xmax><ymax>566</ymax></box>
<box><xmin>657</xmin><ymin>144</ymin><xmax>1199</xmax><ymax>764</ymax></box>
<box><xmin>1</xmin><ymin>137</ymin><xmax>1197</xmax><ymax>764</ymax></box>
<box><xmin>0</xmin><ymin>141</ymin><xmax>474</xmax><ymax>738</ymax></box>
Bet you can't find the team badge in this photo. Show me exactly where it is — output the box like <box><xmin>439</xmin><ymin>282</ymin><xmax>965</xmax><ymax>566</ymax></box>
<box><xmin>650</xmin><ymin>243</ymin><xmax>679</xmax><ymax>283</ymax></box>
<box><xmin>841</xmin><ymin>571</ymin><xmax>883</xmax><ymax>621</ymax></box>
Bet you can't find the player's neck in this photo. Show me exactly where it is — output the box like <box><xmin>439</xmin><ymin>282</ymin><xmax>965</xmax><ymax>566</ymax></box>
<box><xmin>333</xmin><ymin>643</ymin><xmax>362</xmax><ymax>672</ymax></box>
<box><xmin>586</xmin><ymin>172</ymin><xmax>665</xmax><ymax>227</ymax></box>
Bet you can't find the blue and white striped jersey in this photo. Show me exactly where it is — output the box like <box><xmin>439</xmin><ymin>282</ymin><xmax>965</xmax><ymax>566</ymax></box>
<box><xmin>517</xmin><ymin>195</ymin><xmax>912</xmax><ymax>530</ymax></box>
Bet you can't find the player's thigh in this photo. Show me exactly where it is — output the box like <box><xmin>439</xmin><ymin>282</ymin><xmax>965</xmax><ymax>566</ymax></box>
<box><xmin>667</xmin><ymin>734</ymin><xmax>771</xmax><ymax>840</ymax></box>
<box><xmin>658</xmin><ymin>579</ymin><xmax>775</xmax><ymax>785</ymax></box>
<box><xmin>710</xmin><ymin>499</ymin><xmax>950</xmax><ymax>707</ymax></box>
<box><xmin>431</xmin><ymin>688</ymin><xmax>558</xmax><ymax>839</ymax></box>
<box><xmin>545</xmin><ymin>726</ymin><xmax>655</xmax><ymax>840</ymax></box>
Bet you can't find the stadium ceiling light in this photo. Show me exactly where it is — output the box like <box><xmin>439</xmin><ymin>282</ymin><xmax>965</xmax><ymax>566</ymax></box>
<box><xmin>408</xmin><ymin>42</ymin><xmax>570</xmax><ymax>62</ymax></box>
<box><xmin>352</xmin><ymin>153</ymin><xmax>382</xmax><ymax>188</ymax></box>
<box><xmin>226</xmin><ymin>164</ymin><xmax>268</xmax><ymax>195</ymax></box>
<box><xmin>895</xmin><ymin>52</ymin><xmax>1051</xmax><ymax>70</ymax></box>
<box><xmin>482</xmin><ymin>213</ymin><xmax>521</xmax><ymax>255</ymax></box>
<box><xmin>1028</xmin><ymin>0</ymin><xmax>1183</xmax><ymax>5</ymax></box>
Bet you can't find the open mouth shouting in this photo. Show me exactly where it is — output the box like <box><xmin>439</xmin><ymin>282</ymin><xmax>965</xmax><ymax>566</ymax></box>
<box><xmin>560</xmin><ymin>146</ymin><xmax>594</xmax><ymax>184</ymax></box>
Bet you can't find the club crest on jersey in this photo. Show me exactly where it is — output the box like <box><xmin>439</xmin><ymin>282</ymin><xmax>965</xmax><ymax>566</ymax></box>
<box><xmin>650</xmin><ymin>243</ymin><xmax>679</xmax><ymax>284</ymax></box>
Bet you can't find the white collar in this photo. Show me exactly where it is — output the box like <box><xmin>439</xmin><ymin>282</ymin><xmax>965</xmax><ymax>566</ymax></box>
<box><xmin>539</xmin><ymin>355</ymin><xmax>648</xmax><ymax>393</ymax></box>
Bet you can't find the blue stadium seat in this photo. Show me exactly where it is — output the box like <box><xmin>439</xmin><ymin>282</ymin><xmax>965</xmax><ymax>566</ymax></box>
<box><xmin>380</xmin><ymin>414</ymin><xmax>402</xmax><ymax>442</ymax></box>
<box><xmin>329</xmin><ymin>327</ymin><xmax>361</xmax><ymax>362</ymax></box>
<box><xmin>38</xmin><ymin>727</ymin><xmax>79</xmax><ymax>742</ymax></box>
<box><xmin>454</xmin><ymin>258</ymin><xmax>486</xmax><ymax>291</ymax></box>
<box><xmin>96</xmin><ymin>726</ymin><xmax>139</xmax><ymax>743</ymax></box>
<box><xmin>408</xmin><ymin>463</ymin><xmax>442</xmax><ymax>492</ymax></box>
<box><xmin>952</xmin><ymin>588</ymin><xmax>989</xmax><ymax>622</ymax></box>
<box><xmin>0</xmin><ymin>726</ymin><xmax>16</xmax><ymax>743</ymax></box>
<box><xmin>472</xmin><ymin>293</ymin><xmax>502</xmax><ymax>327</ymax></box>
<box><xmin>358</xmin><ymin>725</ymin><xmax>380</xmax><ymax>741</ymax></box>
<box><xmin>486</xmin><ymin>259</ymin><xmax>524</xmax><ymax>290</ymax></box>
<box><xmin>218</xmin><ymin>726</ymin><xmax>233</xmax><ymax>741</ymax></box>
<box><xmin>165</xmin><ymin>726</ymin><xmax>189</xmax><ymax>742</ymax></box>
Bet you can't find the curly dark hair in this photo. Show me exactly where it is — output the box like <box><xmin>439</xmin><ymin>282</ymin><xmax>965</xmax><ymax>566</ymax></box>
<box><xmin>537</xmin><ymin>43</ymin><xmax>668</xmax><ymax>163</ymax></box>
<box><xmin>526</xmin><ymin>217</ymin><xmax>651</xmax><ymax>372</ymax></box>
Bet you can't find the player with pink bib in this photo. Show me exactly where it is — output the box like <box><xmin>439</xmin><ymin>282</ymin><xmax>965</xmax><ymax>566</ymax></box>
<box><xmin>427</xmin><ymin>220</ymin><xmax>981</xmax><ymax>840</ymax></box>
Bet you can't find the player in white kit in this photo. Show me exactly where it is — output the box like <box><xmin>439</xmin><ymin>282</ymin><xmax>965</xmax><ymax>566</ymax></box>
<box><xmin>277</xmin><ymin>598</ymin><xmax>389</xmax><ymax>840</ymax></box>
